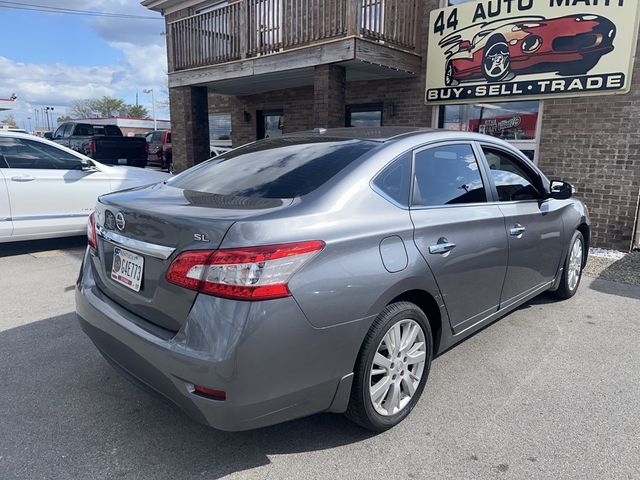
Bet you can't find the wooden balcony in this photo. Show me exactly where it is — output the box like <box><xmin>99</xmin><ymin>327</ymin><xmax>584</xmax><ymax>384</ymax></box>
<box><xmin>167</xmin><ymin>0</ymin><xmax>420</xmax><ymax>80</ymax></box>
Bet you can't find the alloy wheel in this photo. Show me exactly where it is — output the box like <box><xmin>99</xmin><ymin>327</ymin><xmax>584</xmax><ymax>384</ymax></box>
<box><xmin>369</xmin><ymin>319</ymin><xmax>427</xmax><ymax>416</ymax></box>
<box><xmin>567</xmin><ymin>238</ymin><xmax>583</xmax><ymax>291</ymax></box>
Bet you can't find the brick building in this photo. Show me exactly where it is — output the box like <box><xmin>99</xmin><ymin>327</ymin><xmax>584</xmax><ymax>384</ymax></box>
<box><xmin>142</xmin><ymin>0</ymin><xmax>640</xmax><ymax>251</ymax></box>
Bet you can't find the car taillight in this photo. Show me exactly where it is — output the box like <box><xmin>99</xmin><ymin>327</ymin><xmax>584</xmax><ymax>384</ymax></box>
<box><xmin>89</xmin><ymin>140</ymin><xmax>97</xmax><ymax>156</ymax></box>
<box><xmin>165</xmin><ymin>240</ymin><xmax>325</xmax><ymax>301</ymax></box>
<box><xmin>87</xmin><ymin>211</ymin><xmax>97</xmax><ymax>251</ymax></box>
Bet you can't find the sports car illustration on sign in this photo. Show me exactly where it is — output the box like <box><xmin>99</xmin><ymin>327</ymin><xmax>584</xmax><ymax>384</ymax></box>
<box><xmin>440</xmin><ymin>14</ymin><xmax>616</xmax><ymax>85</ymax></box>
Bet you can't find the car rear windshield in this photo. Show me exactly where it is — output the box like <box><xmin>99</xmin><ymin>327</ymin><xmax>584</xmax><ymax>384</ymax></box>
<box><xmin>91</xmin><ymin>125</ymin><xmax>122</xmax><ymax>136</ymax></box>
<box><xmin>168</xmin><ymin>137</ymin><xmax>377</xmax><ymax>198</ymax></box>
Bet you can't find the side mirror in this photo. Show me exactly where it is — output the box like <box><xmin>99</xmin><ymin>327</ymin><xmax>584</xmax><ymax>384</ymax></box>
<box><xmin>44</xmin><ymin>132</ymin><xmax>53</xmax><ymax>140</ymax></box>
<box><xmin>549</xmin><ymin>180</ymin><xmax>573</xmax><ymax>200</ymax></box>
<box><xmin>81</xmin><ymin>160</ymin><xmax>97</xmax><ymax>172</ymax></box>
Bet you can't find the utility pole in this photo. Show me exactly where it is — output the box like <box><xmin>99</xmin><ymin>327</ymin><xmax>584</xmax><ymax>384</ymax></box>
<box><xmin>45</xmin><ymin>106</ymin><xmax>55</xmax><ymax>130</ymax></box>
<box><xmin>144</xmin><ymin>88</ymin><xmax>157</xmax><ymax>130</ymax></box>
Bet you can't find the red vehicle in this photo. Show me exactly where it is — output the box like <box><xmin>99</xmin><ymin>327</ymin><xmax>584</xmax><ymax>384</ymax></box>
<box><xmin>441</xmin><ymin>14</ymin><xmax>616</xmax><ymax>85</ymax></box>
<box><xmin>146</xmin><ymin>129</ymin><xmax>172</xmax><ymax>173</ymax></box>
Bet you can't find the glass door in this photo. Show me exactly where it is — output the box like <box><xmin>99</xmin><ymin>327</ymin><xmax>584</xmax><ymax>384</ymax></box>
<box><xmin>257</xmin><ymin>110</ymin><xmax>284</xmax><ymax>139</ymax></box>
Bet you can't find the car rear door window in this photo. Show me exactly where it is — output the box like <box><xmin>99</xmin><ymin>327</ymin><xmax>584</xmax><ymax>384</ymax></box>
<box><xmin>169</xmin><ymin>137</ymin><xmax>377</xmax><ymax>199</ymax></box>
<box><xmin>412</xmin><ymin>144</ymin><xmax>486</xmax><ymax>207</ymax></box>
<box><xmin>0</xmin><ymin>137</ymin><xmax>84</xmax><ymax>170</ymax></box>
<box><xmin>482</xmin><ymin>147</ymin><xmax>541</xmax><ymax>201</ymax></box>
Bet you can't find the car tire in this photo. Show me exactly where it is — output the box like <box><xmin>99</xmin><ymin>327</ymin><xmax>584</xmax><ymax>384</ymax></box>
<box><xmin>444</xmin><ymin>61</ymin><xmax>459</xmax><ymax>86</ymax></box>
<box><xmin>345</xmin><ymin>302</ymin><xmax>433</xmax><ymax>432</ymax></box>
<box><xmin>553</xmin><ymin>230</ymin><xmax>585</xmax><ymax>300</ymax></box>
<box><xmin>482</xmin><ymin>36</ymin><xmax>513</xmax><ymax>83</ymax></box>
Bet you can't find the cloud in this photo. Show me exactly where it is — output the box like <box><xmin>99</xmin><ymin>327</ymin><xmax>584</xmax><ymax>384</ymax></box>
<box><xmin>2</xmin><ymin>0</ymin><xmax>169</xmax><ymax>128</ymax></box>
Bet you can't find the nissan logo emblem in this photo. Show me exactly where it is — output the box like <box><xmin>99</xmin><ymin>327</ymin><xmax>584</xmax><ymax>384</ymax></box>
<box><xmin>115</xmin><ymin>212</ymin><xmax>126</xmax><ymax>231</ymax></box>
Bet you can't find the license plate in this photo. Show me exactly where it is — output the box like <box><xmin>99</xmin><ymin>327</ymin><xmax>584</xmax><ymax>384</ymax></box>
<box><xmin>118</xmin><ymin>158</ymin><xmax>127</xmax><ymax>165</ymax></box>
<box><xmin>111</xmin><ymin>247</ymin><xmax>144</xmax><ymax>292</ymax></box>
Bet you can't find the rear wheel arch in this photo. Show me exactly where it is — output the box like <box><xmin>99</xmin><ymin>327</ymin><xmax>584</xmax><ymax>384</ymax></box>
<box><xmin>577</xmin><ymin>223</ymin><xmax>590</xmax><ymax>266</ymax></box>
<box><xmin>356</xmin><ymin>287</ymin><xmax>443</xmax><ymax>373</ymax></box>
<box><xmin>386</xmin><ymin>290</ymin><xmax>442</xmax><ymax>355</ymax></box>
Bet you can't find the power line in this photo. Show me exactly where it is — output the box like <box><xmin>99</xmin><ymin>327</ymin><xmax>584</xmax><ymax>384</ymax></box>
<box><xmin>0</xmin><ymin>1</ymin><xmax>162</xmax><ymax>20</ymax></box>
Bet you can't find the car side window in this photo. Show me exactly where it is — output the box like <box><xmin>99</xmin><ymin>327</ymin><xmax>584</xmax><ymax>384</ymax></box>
<box><xmin>53</xmin><ymin>124</ymin><xmax>66</xmax><ymax>139</ymax></box>
<box><xmin>372</xmin><ymin>152</ymin><xmax>411</xmax><ymax>207</ymax></box>
<box><xmin>412</xmin><ymin>143</ymin><xmax>486</xmax><ymax>207</ymax></box>
<box><xmin>0</xmin><ymin>137</ymin><xmax>84</xmax><ymax>170</ymax></box>
<box><xmin>62</xmin><ymin>124</ymin><xmax>74</xmax><ymax>137</ymax></box>
<box><xmin>482</xmin><ymin>147</ymin><xmax>541</xmax><ymax>201</ymax></box>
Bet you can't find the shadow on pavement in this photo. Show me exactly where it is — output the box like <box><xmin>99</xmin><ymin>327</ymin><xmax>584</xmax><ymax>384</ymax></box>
<box><xmin>588</xmin><ymin>277</ymin><xmax>640</xmax><ymax>301</ymax></box>
<box><xmin>515</xmin><ymin>291</ymin><xmax>558</xmax><ymax>309</ymax></box>
<box><xmin>0</xmin><ymin>313</ymin><xmax>373</xmax><ymax>480</ymax></box>
<box><xmin>0</xmin><ymin>236</ymin><xmax>87</xmax><ymax>258</ymax></box>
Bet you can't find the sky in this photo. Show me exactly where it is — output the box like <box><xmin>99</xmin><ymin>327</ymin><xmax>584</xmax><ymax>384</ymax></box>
<box><xmin>0</xmin><ymin>0</ymin><xmax>169</xmax><ymax>130</ymax></box>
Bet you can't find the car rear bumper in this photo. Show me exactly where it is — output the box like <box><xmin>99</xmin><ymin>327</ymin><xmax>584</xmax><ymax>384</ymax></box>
<box><xmin>75</xmin><ymin>250</ymin><xmax>368</xmax><ymax>431</ymax></box>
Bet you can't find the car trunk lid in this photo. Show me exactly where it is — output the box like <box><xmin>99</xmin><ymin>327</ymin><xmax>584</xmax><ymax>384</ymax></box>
<box><xmin>90</xmin><ymin>182</ymin><xmax>290</xmax><ymax>332</ymax></box>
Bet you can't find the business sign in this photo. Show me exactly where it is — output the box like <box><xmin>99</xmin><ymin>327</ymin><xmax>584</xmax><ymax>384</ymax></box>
<box><xmin>425</xmin><ymin>0</ymin><xmax>640</xmax><ymax>104</ymax></box>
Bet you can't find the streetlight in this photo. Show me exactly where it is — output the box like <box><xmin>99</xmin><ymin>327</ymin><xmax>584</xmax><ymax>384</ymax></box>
<box><xmin>143</xmin><ymin>88</ymin><xmax>157</xmax><ymax>131</ymax></box>
<box><xmin>27</xmin><ymin>117</ymin><xmax>32</xmax><ymax>133</ymax></box>
<box><xmin>45</xmin><ymin>106</ymin><xmax>55</xmax><ymax>131</ymax></box>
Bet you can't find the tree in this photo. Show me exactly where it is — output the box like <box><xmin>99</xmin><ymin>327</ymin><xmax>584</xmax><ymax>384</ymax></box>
<box><xmin>69</xmin><ymin>99</ymin><xmax>97</xmax><ymax>119</ymax></box>
<box><xmin>69</xmin><ymin>96</ymin><xmax>128</xmax><ymax>118</ymax></box>
<box><xmin>57</xmin><ymin>115</ymin><xmax>72</xmax><ymax>123</ymax></box>
<box><xmin>1</xmin><ymin>115</ymin><xmax>17</xmax><ymax>127</ymax></box>
<box><xmin>92</xmin><ymin>96</ymin><xmax>127</xmax><ymax>117</ymax></box>
<box><xmin>125</xmin><ymin>104</ymin><xmax>149</xmax><ymax>118</ymax></box>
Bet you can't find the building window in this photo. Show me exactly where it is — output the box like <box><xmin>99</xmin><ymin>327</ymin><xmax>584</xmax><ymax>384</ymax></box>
<box><xmin>257</xmin><ymin>110</ymin><xmax>284</xmax><ymax>139</ymax></box>
<box><xmin>438</xmin><ymin>101</ymin><xmax>541</xmax><ymax>162</ymax></box>
<box><xmin>346</xmin><ymin>103</ymin><xmax>383</xmax><ymax>128</ymax></box>
<box><xmin>209</xmin><ymin>113</ymin><xmax>231</xmax><ymax>141</ymax></box>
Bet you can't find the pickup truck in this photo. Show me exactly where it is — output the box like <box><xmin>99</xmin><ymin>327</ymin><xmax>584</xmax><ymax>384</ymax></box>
<box><xmin>146</xmin><ymin>129</ymin><xmax>172</xmax><ymax>172</ymax></box>
<box><xmin>52</xmin><ymin>122</ymin><xmax>148</xmax><ymax>167</ymax></box>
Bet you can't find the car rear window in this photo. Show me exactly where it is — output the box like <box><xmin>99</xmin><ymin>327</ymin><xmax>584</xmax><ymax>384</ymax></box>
<box><xmin>91</xmin><ymin>125</ymin><xmax>121</xmax><ymax>136</ymax></box>
<box><xmin>168</xmin><ymin>137</ymin><xmax>377</xmax><ymax>198</ymax></box>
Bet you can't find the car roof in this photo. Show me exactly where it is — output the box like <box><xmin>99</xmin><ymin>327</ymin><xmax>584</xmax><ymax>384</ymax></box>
<box><xmin>0</xmin><ymin>130</ymin><xmax>38</xmax><ymax>139</ymax></box>
<box><xmin>281</xmin><ymin>126</ymin><xmax>519</xmax><ymax>147</ymax></box>
<box><xmin>283</xmin><ymin>127</ymin><xmax>435</xmax><ymax>142</ymax></box>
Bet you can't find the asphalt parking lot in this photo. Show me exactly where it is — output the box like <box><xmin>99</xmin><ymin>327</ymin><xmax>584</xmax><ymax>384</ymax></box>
<box><xmin>1</xmin><ymin>238</ymin><xmax>639</xmax><ymax>480</ymax></box>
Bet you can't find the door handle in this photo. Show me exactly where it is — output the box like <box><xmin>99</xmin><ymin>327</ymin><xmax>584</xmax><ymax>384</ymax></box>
<box><xmin>429</xmin><ymin>241</ymin><xmax>457</xmax><ymax>255</ymax></box>
<box><xmin>10</xmin><ymin>175</ymin><xmax>36</xmax><ymax>182</ymax></box>
<box><xmin>510</xmin><ymin>224</ymin><xmax>526</xmax><ymax>236</ymax></box>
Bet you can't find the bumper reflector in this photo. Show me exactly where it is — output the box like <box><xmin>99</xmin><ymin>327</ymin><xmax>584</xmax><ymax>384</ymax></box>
<box><xmin>193</xmin><ymin>385</ymin><xmax>226</xmax><ymax>401</ymax></box>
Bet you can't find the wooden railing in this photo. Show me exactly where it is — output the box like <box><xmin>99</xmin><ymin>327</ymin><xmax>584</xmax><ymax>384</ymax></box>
<box><xmin>167</xmin><ymin>0</ymin><xmax>419</xmax><ymax>72</ymax></box>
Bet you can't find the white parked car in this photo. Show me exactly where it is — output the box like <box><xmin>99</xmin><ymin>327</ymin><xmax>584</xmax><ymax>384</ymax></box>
<box><xmin>0</xmin><ymin>131</ymin><xmax>170</xmax><ymax>243</ymax></box>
